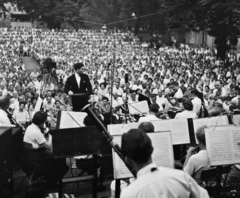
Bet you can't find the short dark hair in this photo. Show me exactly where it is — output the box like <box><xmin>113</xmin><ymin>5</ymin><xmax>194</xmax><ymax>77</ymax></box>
<box><xmin>138</xmin><ymin>122</ymin><xmax>155</xmax><ymax>133</ymax></box>
<box><xmin>19</xmin><ymin>101</ymin><xmax>26</xmax><ymax>106</ymax></box>
<box><xmin>121</xmin><ymin>129</ymin><xmax>153</xmax><ymax>164</ymax></box>
<box><xmin>182</xmin><ymin>98</ymin><xmax>193</xmax><ymax>111</ymax></box>
<box><xmin>74</xmin><ymin>63</ymin><xmax>84</xmax><ymax>70</ymax></box>
<box><xmin>102</xmin><ymin>96</ymin><xmax>109</xmax><ymax>101</ymax></box>
<box><xmin>32</xmin><ymin>111</ymin><xmax>47</xmax><ymax>126</ymax></box>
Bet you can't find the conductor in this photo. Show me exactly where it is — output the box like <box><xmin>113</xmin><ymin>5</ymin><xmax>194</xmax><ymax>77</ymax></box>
<box><xmin>64</xmin><ymin>63</ymin><xmax>93</xmax><ymax>111</ymax></box>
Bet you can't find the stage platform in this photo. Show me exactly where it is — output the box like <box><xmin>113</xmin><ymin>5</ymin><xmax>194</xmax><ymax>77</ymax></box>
<box><xmin>10</xmin><ymin>158</ymin><xmax>113</xmax><ymax>198</ymax></box>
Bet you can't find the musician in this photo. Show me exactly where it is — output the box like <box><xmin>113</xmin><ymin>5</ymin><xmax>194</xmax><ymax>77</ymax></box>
<box><xmin>23</xmin><ymin>111</ymin><xmax>68</xmax><ymax>187</ymax></box>
<box><xmin>190</xmin><ymin>89</ymin><xmax>202</xmax><ymax>116</ymax></box>
<box><xmin>138</xmin><ymin>104</ymin><xmax>160</xmax><ymax>123</ymax></box>
<box><xmin>175</xmin><ymin>98</ymin><xmax>197</xmax><ymax>119</ymax></box>
<box><xmin>0</xmin><ymin>95</ymin><xmax>11</xmax><ymax>125</ymax></box>
<box><xmin>120</xmin><ymin>129</ymin><xmax>209</xmax><ymax>198</ymax></box>
<box><xmin>156</xmin><ymin>90</ymin><xmax>166</xmax><ymax>110</ymax></box>
<box><xmin>183</xmin><ymin>126</ymin><xmax>210</xmax><ymax>184</ymax></box>
<box><xmin>211</xmin><ymin>80</ymin><xmax>229</xmax><ymax>99</ymax></box>
<box><xmin>64</xmin><ymin>63</ymin><xmax>93</xmax><ymax>111</ymax></box>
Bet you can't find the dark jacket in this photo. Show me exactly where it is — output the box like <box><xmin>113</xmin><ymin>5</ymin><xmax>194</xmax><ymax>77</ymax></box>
<box><xmin>64</xmin><ymin>73</ymin><xmax>93</xmax><ymax>95</ymax></box>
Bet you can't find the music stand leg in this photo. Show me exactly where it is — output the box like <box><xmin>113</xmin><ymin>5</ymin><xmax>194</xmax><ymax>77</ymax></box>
<box><xmin>58</xmin><ymin>176</ymin><xmax>63</xmax><ymax>198</ymax></box>
<box><xmin>92</xmin><ymin>154</ymin><xmax>97</xmax><ymax>198</ymax></box>
<box><xmin>115</xmin><ymin>179</ymin><xmax>121</xmax><ymax>198</ymax></box>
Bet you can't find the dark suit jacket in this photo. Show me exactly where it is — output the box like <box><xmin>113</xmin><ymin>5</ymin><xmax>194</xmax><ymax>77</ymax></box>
<box><xmin>64</xmin><ymin>73</ymin><xmax>93</xmax><ymax>95</ymax></box>
<box><xmin>64</xmin><ymin>73</ymin><xmax>93</xmax><ymax>111</ymax></box>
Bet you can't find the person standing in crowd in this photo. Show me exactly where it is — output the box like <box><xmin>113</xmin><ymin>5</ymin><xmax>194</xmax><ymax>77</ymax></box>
<box><xmin>64</xmin><ymin>63</ymin><xmax>93</xmax><ymax>111</ymax></box>
<box><xmin>120</xmin><ymin>129</ymin><xmax>209</xmax><ymax>198</ymax></box>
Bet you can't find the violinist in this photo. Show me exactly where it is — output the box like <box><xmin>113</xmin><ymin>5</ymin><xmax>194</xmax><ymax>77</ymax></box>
<box><xmin>138</xmin><ymin>104</ymin><xmax>160</xmax><ymax>123</ymax></box>
<box><xmin>183</xmin><ymin>126</ymin><xmax>210</xmax><ymax>184</ymax></box>
<box><xmin>211</xmin><ymin>80</ymin><xmax>229</xmax><ymax>100</ymax></box>
<box><xmin>23</xmin><ymin>111</ymin><xmax>68</xmax><ymax>187</ymax></box>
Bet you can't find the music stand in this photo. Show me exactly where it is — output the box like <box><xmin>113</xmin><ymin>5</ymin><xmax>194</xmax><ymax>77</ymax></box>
<box><xmin>51</xmin><ymin>127</ymin><xmax>101</xmax><ymax>198</ymax></box>
<box><xmin>71</xmin><ymin>93</ymin><xmax>89</xmax><ymax>112</ymax></box>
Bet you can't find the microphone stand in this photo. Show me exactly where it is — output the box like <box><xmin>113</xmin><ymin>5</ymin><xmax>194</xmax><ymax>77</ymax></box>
<box><xmin>82</xmin><ymin>104</ymin><xmax>136</xmax><ymax>177</ymax></box>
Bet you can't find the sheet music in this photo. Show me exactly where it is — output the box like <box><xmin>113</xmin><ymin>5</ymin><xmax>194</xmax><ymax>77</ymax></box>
<box><xmin>34</xmin><ymin>97</ymin><xmax>43</xmax><ymax>112</ymax></box>
<box><xmin>108</xmin><ymin>124</ymin><xmax>129</xmax><ymax>136</ymax></box>
<box><xmin>205</xmin><ymin>126</ymin><xmax>240</xmax><ymax>166</ymax></box>
<box><xmin>193</xmin><ymin>116</ymin><xmax>229</xmax><ymax>143</ymax></box>
<box><xmin>233</xmin><ymin>115</ymin><xmax>240</xmax><ymax>125</ymax></box>
<box><xmin>112</xmin><ymin>132</ymin><xmax>174</xmax><ymax>179</ymax></box>
<box><xmin>128</xmin><ymin>101</ymin><xmax>149</xmax><ymax>115</ymax></box>
<box><xmin>151</xmin><ymin>119</ymin><xmax>190</xmax><ymax>144</ymax></box>
<box><xmin>59</xmin><ymin>111</ymin><xmax>87</xmax><ymax>129</ymax></box>
<box><xmin>128</xmin><ymin>122</ymin><xmax>140</xmax><ymax>129</ymax></box>
<box><xmin>170</xmin><ymin>119</ymin><xmax>190</xmax><ymax>145</ymax></box>
<box><xmin>151</xmin><ymin>120</ymin><xmax>171</xmax><ymax>131</ymax></box>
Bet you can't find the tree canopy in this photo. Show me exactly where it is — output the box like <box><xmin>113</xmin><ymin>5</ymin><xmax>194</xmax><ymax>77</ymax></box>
<box><xmin>162</xmin><ymin>0</ymin><xmax>240</xmax><ymax>59</ymax></box>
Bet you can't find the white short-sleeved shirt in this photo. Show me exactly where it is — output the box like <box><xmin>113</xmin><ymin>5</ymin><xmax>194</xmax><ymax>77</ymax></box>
<box><xmin>184</xmin><ymin>150</ymin><xmax>210</xmax><ymax>184</ymax></box>
<box><xmin>192</xmin><ymin>97</ymin><xmax>202</xmax><ymax>115</ymax></box>
<box><xmin>138</xmin><ymin>114</ymin><xmax>160</xmax><ymax>123</ymax></box>
<box><xmin>0</xmin><ymin>109</ymin><xmax>11</xmax><ymax>125</ymax></box>
<box><xmin>175</xmin><ymin>110</ymin><xmax>198</xmax><ymax>119</ymax></box>
<box><xmin>24</xmin><ymin>123</ymin><xmax>46</xmax><ymax>149</ymax></box>
<box><xmin>121</xmin><ymin>163</ymin><xmax>209</xmax><ymax>198</ymax></box>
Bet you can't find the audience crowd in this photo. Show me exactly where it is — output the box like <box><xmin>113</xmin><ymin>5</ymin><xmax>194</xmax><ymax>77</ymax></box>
<box><xmin>1</xmin><ymin>27</ymin><xmax>240</xmax><ymax>128</ymax></box>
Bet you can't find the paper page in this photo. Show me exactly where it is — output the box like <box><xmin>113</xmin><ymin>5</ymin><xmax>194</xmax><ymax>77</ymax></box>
<box><xmin>112</xmin><ymin>136</ymin><xmax>133</xmax><ymax>179</ymax></box>
<box><xmin>231</xmin><ymin>127</ymin><xmax>240</xmax><ymax>161</ymax></box>
<box><xmin>34</xmin><ymin>97</ymin><xmax>43</xmax><ymax>112</ymax></box>
<box><xmin>233</xmin><ymin>115</ymin><xmax>240</xmax><ymax>125</ymax></box>
<box><xmin>150</xmin><ymin>132</ymin><xmax>174</xmax><ymax>168</ymax></box>
<box><xmin>205</xmin><ymin>126</ymin><xmax>236</xmax><ymax>166</ymax></box>
<box><xmin>112</xmin><ymin>132</ymin><xmax>174</xmax><ymax>179</ymax></box>
<box><xmin>193</xmin><ymin>116</ymin><xmax>229</xmax><ymax>143</ymax></box>
<box><xmin>128</xmin><ymin>101</ymin><xmax>149</xmax><ymax>115</ymax></box>
<box><xmin>107</xmin><ymin>124</ymin><xmax>129</xmax><ymax>136</ymax></box>
<box><xmin>128</xmin><ymin>122</ymin><xmax>140</xmax><ymax>130</ymax></box>
<box><xmin>170</xmin><ymin>119</ymin><xmax>190</xmax><ymax>145</ymax></box>
<box><xmin>209</xmin><ymin>116</ymin><xmax>228</xmax><ymax>127</ymax></box>
<box><xmin>59</xmin><ymin>111</ymin><xmax>87</xmax><ymax>129</ymax></box>
<box><xmin>151</xmin><ymin>120</ymin><xmax>171</xmax><ymax>132</ymax></box>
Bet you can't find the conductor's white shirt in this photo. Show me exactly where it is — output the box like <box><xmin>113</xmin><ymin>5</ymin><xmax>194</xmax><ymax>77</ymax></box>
<box><xmin>120</xmin><ymin>163</ymin><xmax>209</xmax><ymax>198</ymax></box>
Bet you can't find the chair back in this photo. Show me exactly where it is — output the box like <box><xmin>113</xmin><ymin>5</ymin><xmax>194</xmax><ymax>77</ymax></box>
<box><xmin>201</xmin><ymin>167</ymin><xmax>218</xmax><ymax>183</ymax></box>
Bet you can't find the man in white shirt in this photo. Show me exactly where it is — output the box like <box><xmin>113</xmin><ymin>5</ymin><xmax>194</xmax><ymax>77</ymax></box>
<box><xmin>156</xmin><ymin>91</ymin><xmax>166</xmax><ymax>110</ymax></box>
<box><xmin>120</xmin><ymin>129</ymin><xmax>209</xmax><ymax>198</ymax></box>
<box><xmin>190</xmin><ymin>89</ymin><xmax>202</xmax><ymax>116</ymax></box>
<box><xmin>34</xmin><ymin>75</ymin><xmax>44</xmax><ymax>95</ymax></box>
<box><xmin>113</xmin><ymin>82</ymin><xmax>124</xmax><ymax>97</ymax></box>
<box><xmin>183</xmin><ymin>126</ymin><xmax>210</xmax><ymax>184</ymax></box>
<box><xmin>0</xmin><ymin>95</ymin><xmax>11</xmax><ymax>125</ymax></box>
<box><xmin>138</xmin><ymin>104</ymin><xmax>160</xmax><ymax>123</ymax></box>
